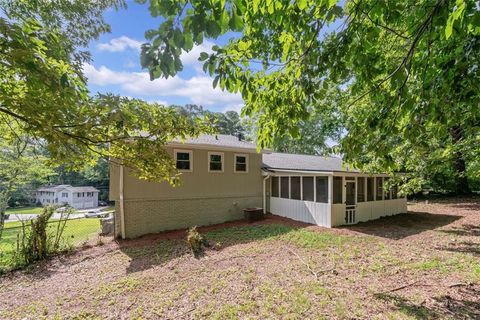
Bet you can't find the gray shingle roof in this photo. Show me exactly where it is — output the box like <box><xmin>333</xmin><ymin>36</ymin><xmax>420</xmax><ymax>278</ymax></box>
<box><xmin>170</xmin><ymin>134</ymin><xmax>257</xmax><ymax>151</ymax></box>
<box><xmin>262</xmin><ymin>152</ymin><xmax>358</xmax><ymax>172</ymax></box>
<box><xmin>37</xmin><ymin>185</ymin><xmax>99</xmax><ymax>192</ymax></box>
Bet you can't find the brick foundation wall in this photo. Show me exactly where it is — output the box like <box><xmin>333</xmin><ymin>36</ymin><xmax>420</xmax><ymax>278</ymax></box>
<box><xmin>117</xmin><ymin>196</ymin><xmax>262</xmax><ymax>238</ymax></box>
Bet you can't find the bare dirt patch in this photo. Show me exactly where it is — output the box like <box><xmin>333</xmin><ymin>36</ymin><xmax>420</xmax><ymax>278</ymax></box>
<box><xmin>0</xmin><ymin>198</ymin><xmax>479</xmax><ymax>319</ymax></box>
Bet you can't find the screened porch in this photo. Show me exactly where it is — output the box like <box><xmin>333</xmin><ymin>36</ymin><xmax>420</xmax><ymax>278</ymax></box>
<box><xmin>266</xmin><ymin>173</ymin><xmax>407</xmax><ymax>227</ymax></box>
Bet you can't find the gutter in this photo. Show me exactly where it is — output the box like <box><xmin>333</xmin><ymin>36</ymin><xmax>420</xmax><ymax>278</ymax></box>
<box><xmin>119</xmin><ymin>165</ymin><xmax>126</xmax><ymax>239</ymax></box>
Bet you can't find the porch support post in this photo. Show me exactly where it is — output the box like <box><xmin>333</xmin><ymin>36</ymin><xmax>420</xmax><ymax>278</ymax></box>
<box><xmin>354</xmin><ymin>176</ymin><xmax>358</xmax><ymax>204</ymax></box>
<box><xmin>119</xmin><ymin>165</ymin><xmax>126</xmax><ymax>239</ymax></box>
<box><xmin>263</xmin><ymin>175</ymin><xmax>269</xmax><ymax>214</ymax></box>
<box><xmin>342</xmin><ymin>175</ymin><xmax>346</xmax><ymax>204</ymax></box>
<box><xmin>328</xmin><ymin>175</ymin><xmax>333</xmax><ymax>204</ymax></box>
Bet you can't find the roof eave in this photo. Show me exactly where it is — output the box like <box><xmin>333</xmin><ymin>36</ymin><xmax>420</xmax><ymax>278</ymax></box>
<box><xmin>167</xmin><ymin>142</ymin><xmax>267</xmax><ymax>153</ymax></box>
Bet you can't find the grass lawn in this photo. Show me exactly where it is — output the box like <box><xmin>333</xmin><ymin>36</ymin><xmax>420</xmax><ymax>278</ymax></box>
<box><xmin>5</xmin><ymin>206</ymin><xmax>44</xmax><ymax>215</ymax></box>
<box><xmin>0</xmin><ymin>218</ymin><xmax>101</xmax><ymax>271</ymax></box>
<box><xmin>1</xmin><ymin>198</ymin><xmax>479</xmax><ymax>319</ymax></box>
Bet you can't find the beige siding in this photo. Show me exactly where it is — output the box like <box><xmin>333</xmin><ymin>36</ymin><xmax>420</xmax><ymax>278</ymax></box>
<box><xmin>111</xmin><ymin>147</ymin><xmax>263</xmax><ymax>238</ymax></box>
<box><xmin>109</xmin><ymin>163</ymin><xmax>120</xmax><ymax>201</ymax></box>
<box><xmin>123</xmin><ymin>148</ymin><xmax>262</xmax><ymax>200</ymax></box>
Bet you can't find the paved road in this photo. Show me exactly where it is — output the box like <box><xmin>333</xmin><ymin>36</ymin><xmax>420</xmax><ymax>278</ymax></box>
<box><xmin>4</xmin><ymin>206</ymin><xmax>111</xmax><ymax>222</ymax></box>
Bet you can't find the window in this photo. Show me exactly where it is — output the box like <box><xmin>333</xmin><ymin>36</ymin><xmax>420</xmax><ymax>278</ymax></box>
<box><xmin>333</xmin><ymin>177</ymin><xmax>343</xmax><ymax>204</ymax></box>
<box><xmin>234</xmin><ymin>154</ymin><xmax>248</xmax><ymax>172</ymax></box>
<box><xmin>357</xmin><ymin>177</ymin><xmax>365</xmax><ymax>202</ymax></box>
<box><xmin>62</xmin><ymin>192</ymin><xmax>68</xmax><ymax>198</ymax></box>
<box><xmin>208</xmin><ymin>152</ymin><xmax>224</xmax><ymax>172</ymax></box>
<box><xmin>271</xmin><ymin>177</ymin><xmax>279</xmax><ymax>197</ymax></box>
<box><xmin>384</xmin><ymin>177</ymin><xmax>391</xmax><ymax>200</ymax></box>
<box><xmin>280</xmin><ymin>177</ymin><xmax>289</xmax><ymax>199</ymax></box>
<box><xmin>367</xmin><ymin>177</ymin><xmax>375</xmax><ymax>201</ymax></box>
<box><xmin>174</xmin><ymin>149</ymin><xmax>193</xmax><ymax>172</ymax></box>
<box><xmin>290</xmin><ymin>176</ymin><xmax>301</xmax><ymax>200</ymax></box>
<box><xmin>376</xmin><ymin>177</ymin><xmax>383</xmax><ymax>200</ymax></box>
<box><xmin>302</xmin><ymin>177</ymin><xmax>314</xmax><ymax>201</ymax></box>
<box><xmin>316</xmin><ymin>176</ymin><xmax>328</xmax><ymax>203</ymax></box>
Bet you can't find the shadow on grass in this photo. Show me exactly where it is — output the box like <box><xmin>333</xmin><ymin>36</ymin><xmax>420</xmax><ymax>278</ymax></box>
<box><xmin>342</xmin><ymin>212</ymin><xmax>461</xmax><ymax>240</ymax></box>
<box><xmin>439</xmin><ymin>224</ymin><xmax>480</xmax><ymax>237</ymax></box>
<box><xmin>119</xmin><ymin>221</ymin><xmax>301</xmax><ymax>274</ymax></box>
<box><xmin>375</xmin><ymin>287</ymin><xmax>480</xmax><ymax>319</ymax></box>
<box><xmin>375</xmin><ymin>292</ymin><xmax>439</xmax><ymax>319</ymax></box>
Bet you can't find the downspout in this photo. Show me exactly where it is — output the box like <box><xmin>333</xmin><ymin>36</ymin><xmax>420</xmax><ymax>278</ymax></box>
<box><xmin>119</xmin><ymin>165</ymin><xmax>126</xmax><ymax>239</ymax></box>
<box><xmin>263</xmin><ymin>175</ymin><xmax>269</xmax><ymax>214</ymax></box>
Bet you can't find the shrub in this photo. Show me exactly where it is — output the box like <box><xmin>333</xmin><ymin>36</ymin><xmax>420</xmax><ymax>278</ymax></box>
<box><xmin>16</xmin><ymin>205</ymin><xmax>73</xmax><ymax>266</ymax></box>
<box><xmin>186</xmin><ymin>226</ymin><xmax>208</xmax><ymax>257</ymax></box>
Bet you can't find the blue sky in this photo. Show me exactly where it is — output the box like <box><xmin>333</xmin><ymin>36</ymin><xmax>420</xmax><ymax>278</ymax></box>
<box><xmin>85</xmin><ymin>0</ymin><xmax>242</xmax><ymax>113</ymax></box>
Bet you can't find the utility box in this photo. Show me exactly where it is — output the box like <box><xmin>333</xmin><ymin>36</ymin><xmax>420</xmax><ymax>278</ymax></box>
<box><xmin>244</xmin><ymin>208</ymin><xmax>264</xmax><ymax>223</ymax></box>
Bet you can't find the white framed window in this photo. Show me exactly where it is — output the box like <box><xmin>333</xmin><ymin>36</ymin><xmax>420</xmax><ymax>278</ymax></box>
<box><xmin>62</xmin><ymin>192</ymin><xmax>68</xmax><ymax>198</ymax></box>
<box><xmin>234</xmin><ymin>154</ymin><xmax>248</xmax><ymax>173</ymax></box>
<box><xmin>208</xmin><ymin>152</ymin><xmax>224</xmax><ymax>172</ymax></box>
<box><xmin>174</xmin><ymin>149</ymin><xmax>193</xmax><ymax>172</ymax></box>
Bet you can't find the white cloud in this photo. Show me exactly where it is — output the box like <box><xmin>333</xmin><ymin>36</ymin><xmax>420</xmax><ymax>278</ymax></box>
<box><xmin>180</xmin><ymin>40</ymin><xmax>214</xmax><ymax>71</ymax></box>
<box><xmin>83</xmin><ymin>64</ymin><xmax>243</xmax><ymax>108</ymax></box>
<box><xmin>97</xmin><ymin>36</ymin><xmax>142</xmax><ymax>52</ymax></box>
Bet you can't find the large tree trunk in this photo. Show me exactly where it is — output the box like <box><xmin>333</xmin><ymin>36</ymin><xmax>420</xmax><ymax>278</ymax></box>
<box><xmin>450</xmin><ymin>126</ymin><xmax>471</xmax><ymax>195</ymax></box>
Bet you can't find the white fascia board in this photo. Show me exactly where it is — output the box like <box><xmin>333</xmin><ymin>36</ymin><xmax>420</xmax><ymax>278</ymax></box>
<box><xmin>265</xmin><ymin>169</ymin><xmax>334</xmax><ymax>175</ymax></box>
<box><xmin>167</xmin><ymin>142</ymin><xmax>265</xmax><ymax>154</ymax></box>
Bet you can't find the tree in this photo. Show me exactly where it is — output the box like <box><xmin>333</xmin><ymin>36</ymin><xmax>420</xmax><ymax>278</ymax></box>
<box><xmin>0</xmin><ymin>131</ymin><xmax>55</xmax><ymax>239</ymax></box>
<box><xmin>140</xmin><ymin>0</ymin><xmax>480</xmax><ymax>193</ymax></box>
<box><xmin>0</xmin><ymin>2</ymin><xmax>213</xmax><ymax>186</ymax></box>
<box><xmin>173</xmin><ymin>104</ymin><xmax>246</xmax><ymax>137</ymax></box>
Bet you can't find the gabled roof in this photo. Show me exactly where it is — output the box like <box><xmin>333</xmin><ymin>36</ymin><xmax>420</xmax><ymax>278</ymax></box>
<box><xmin>262</xmin><ymin>152</ymin><xmax>359</xmax><ymax>173</ymax></box>
<box><xmin>170</xmin><ymin>134</ymin><xmax>258</xmax><ymax>152</ymax></box>
<box><xmin>37</xmin><ymin>185</ymin><xmax>99</xmax><ymax>193</ymax></box>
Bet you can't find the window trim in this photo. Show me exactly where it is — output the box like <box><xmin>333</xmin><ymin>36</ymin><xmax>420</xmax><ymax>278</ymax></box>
<box><xmin>234</xmin><ymin>153</ymin><xmax>249</xmax><ymax>173</ymax></box>
<box><xmin>207</xmin><ymin>151</ymin><xmax>224</xmax><ymax>173</ymax></box>
<box><xmin>174</xmin><ymin>149</ymin><xmax>193</xmax><ymax>172</ymax></box>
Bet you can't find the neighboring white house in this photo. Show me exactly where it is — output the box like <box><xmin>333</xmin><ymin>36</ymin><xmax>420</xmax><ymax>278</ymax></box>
<box><xmin>35</xmin><ymin>185</ymin><xmax>100</xmax><ymax>209</ymax></box>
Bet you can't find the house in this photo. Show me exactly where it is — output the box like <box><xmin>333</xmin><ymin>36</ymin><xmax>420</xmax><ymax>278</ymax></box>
<box><xmin>109</xmin><ymin>134</ymin><xmax>407</xmax><ymax>239</ymax></box>
<box><xmin>35</xmin><ymin>185</ymin><xmax>100</xmax><ymax>209</ymax></box>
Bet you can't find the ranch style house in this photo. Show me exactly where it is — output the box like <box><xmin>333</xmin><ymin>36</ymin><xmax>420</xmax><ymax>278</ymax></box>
<box><xmin>109</xmin><ymin>134</ymin><xmax>407</xmax><ymax>239</ymax></box>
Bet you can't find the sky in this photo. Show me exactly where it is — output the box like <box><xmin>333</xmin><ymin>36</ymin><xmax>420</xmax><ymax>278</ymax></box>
<box><xmin>85</xmin><ymin>0</ymin><xmax>243</xmax><ymax>113</ymax></box>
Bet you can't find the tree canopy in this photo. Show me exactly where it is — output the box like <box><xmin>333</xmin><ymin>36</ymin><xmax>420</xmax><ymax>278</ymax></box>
<box><xmin>140</xmin><ymin>0</ymin><xmax>480</xmax><ymax>193</ymax></box>
<box><xmin>0</xmin><ymin>1</ymin><xmax>213</xmax><ymax>185</ymax></box>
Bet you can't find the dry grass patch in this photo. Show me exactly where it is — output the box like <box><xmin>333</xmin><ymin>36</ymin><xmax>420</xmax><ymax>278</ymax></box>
<box><xmin>1</xmin><ymin>197</ymin><xmax>479</xmax><ymax>319</ymax></box>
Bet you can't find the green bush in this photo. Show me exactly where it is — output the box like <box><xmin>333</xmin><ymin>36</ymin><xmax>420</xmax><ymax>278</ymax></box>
<box><xmin>186</xmin><ymin>226</ymin><xmax>208</xmax><ymax>257</ymax></box>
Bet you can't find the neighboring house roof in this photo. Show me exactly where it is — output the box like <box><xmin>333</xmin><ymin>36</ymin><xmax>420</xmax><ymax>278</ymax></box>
<box><xmin>37</xmin><ymin>185</ymin><xmax>99</xmax><ymax>193</ymax></box>
<box><xmin>170</xmin><ymin>134</ymin><xmax>258</xmax><ymax>152</ymax></box>
<box><xmin>262</xmin><ymin>152</ymin><xmax>359</xmax><ymax>173</ymax></box>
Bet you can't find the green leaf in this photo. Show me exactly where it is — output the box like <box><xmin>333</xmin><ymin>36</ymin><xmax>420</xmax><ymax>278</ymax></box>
<box><xmin>206</xmin><ymin>20</ymin><xmax>221</xmax><ymax>37</ymax></box>
<box><xmin>199</xmin><ymin>52</ymin><xmax>209</xmax><ymax>61</ymax></box>
<box><xmin>297</xmin><ymin>0</ymin><xmax>308</xmax><ymax>10</ymax></box>
<box><xmin>173</xmin><ymin>28</ymin><xmax>185</xmax><ymax>48</ymax></box>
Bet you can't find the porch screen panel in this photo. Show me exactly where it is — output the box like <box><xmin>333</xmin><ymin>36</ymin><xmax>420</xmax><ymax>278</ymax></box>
<box><xmin>302</xmin><ymin>177</ymin><xmax>314</xmax><ymax>201</ymax></box>
<box><xmin>333</xmin><ymin>177</ymin><xmax>343</xmax><ymax>204</ymax></box>
<box><xmin>392</xmin><ymin>185</ymin><xmax>398</xmax><ymax>199</ymax></box>
<box><xmin>367</xmin><ymin>177</ymin><xmax>374</xmax><ymax>201</ymax></box>
<box><xmin>271</xmin><ymin>177</ymin><xmax>279</xmax><ymax>197</ymax></box>
<box><xmin>280</xmin><ymin>177</ymin><xmax>289</xmax><ymax>199</ymax></box>
<box><xmin>376</xmin><ymin>177</ymin><xmax>383</xmax><ymax>200</ymax></box>
<box><xmin>357</xmin><ymin>177</ymin><xmax>365</xmax><ymax>202</ymax></box>
<box><xmin>290</xmin><ymin>176</ymin><xmax>301</xmax><ymax>200</ymax></box>
<box><xmin>384</xmin><ymin>177</ymin><xmax>391</xmax><ymax>200</ymax></box>
<box><xmin>316</xmin><ymin>176</ymin><xmax>328</xmax><ymax>203</ymax></box>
